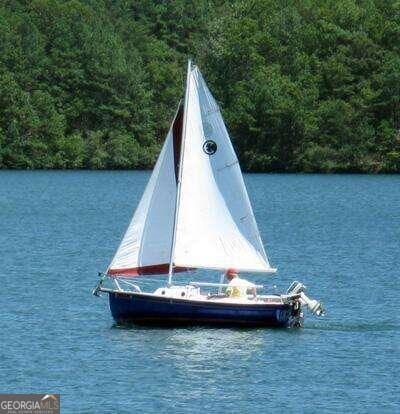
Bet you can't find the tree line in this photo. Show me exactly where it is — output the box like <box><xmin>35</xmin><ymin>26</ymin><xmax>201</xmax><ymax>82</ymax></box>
<box><xmin>0</xmin><ymin>0</ymin><xmax>399</xmax><ymax>172</ymax></box>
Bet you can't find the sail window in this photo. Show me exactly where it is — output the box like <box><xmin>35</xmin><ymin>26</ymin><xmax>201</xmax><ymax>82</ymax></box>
<box><xmin>203</xmin><ymin>140</ymin><xmax>218</xmax><ymax>155</ymax></box>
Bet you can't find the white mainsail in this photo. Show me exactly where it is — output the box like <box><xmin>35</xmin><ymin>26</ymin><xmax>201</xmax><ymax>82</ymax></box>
<box><xmin>172</xmin><ymin>66</ymin><xmax>274</xmax><ymax>273</ymax></box>
<box><xmin>107</xmin><ymin>62</ymin><xmax>275</xmax><ymax>277</ymax></box>
<box><xmin>107</xmin><ymin>106</ymin><xmax>185</xmax><ymax>276</ymax></box>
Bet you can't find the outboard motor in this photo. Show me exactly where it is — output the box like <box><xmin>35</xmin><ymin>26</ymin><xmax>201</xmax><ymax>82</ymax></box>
<box><xmin>287</xmin><ymin>281</ymin><xmax>325</xmax><ymax>316</ymax></box>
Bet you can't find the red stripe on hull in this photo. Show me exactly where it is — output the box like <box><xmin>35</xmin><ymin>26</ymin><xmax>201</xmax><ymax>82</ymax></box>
<box><xmin>107</xmin><ymin>264</ymin><xmax>192</xmax><ymax>277</ymax></box>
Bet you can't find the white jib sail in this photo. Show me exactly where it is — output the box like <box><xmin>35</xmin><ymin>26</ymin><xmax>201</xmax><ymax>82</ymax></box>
<box><xmin>107</xmin><ymin>113</ymin><xmax>180</xmax><ymax>276</ymax></box>
<box><xmin>173</xmin><ymin>66</ymin><xmax>275</xmax><ymax>273</ymax></box>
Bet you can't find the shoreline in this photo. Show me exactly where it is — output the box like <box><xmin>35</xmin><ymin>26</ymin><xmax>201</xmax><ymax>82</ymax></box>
<box><xmin>0</xmin><ymin>168</ymin><xmax>398</xmax><ymax>175</ymax></box>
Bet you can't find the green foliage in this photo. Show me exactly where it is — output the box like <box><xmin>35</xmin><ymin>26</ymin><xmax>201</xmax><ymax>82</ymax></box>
<box><xmin>54</xmin><ymin>133</ymin><xmax>86</xmax><ymax>168</ymax></box>
<box><xmin>0</xmin><ymin>0</ymin><xmax>399</xmax><ymax>172</ymax></box>
<box><xmin>85</xmin><ymin>131</ymin><xmax>108</xmax><ymax>169</ymax></box>
<box><xmin>107</xmin><ymin>131</ymin><xmax>141</xmax><ymax>169</ymax></box>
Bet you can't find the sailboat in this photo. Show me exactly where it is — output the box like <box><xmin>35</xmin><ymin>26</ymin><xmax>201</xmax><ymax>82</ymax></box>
<box><xmin>93</xmin><ymin>61</ymin><xmax>324</xmax><ymax>327</ymax></box>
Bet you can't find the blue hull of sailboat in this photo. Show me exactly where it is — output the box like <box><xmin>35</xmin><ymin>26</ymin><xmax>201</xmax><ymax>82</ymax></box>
<box><xmin>108</xmin><ymin>291</ymin><xmax>295</xmax><ymax>327</ymax></box>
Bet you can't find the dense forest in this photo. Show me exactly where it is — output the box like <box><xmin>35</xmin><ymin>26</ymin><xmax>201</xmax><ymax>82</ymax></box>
<box><xmin>0</xmin><ymin>0</ymin><xmax>399</xmax><ymax>172</ymax></box>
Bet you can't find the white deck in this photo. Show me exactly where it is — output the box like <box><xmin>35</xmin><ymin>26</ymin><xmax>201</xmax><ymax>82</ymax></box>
<box><xmin>151</xmin><ymin>285</ymin><xmax>285</xmax><ymax>305</ymax></box>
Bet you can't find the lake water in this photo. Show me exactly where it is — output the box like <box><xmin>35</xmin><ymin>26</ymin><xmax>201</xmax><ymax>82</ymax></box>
<box><xmin>0</xmin><ymin>171</ymin><xmax>399</xmax><ymax>413</ymax></box>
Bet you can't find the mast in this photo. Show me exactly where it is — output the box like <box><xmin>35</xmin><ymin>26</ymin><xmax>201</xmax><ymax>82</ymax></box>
<box><xmin>167</xmin><ymin>59</ymin><xmax>192</xmax><ymax>286</ymax></box>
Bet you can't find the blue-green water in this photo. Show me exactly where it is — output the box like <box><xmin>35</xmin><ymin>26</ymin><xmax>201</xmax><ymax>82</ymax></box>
<box><xmin>0</xmin><ymin>171</ymin><xmax>399</xmax><ymax>413</ymax></box>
